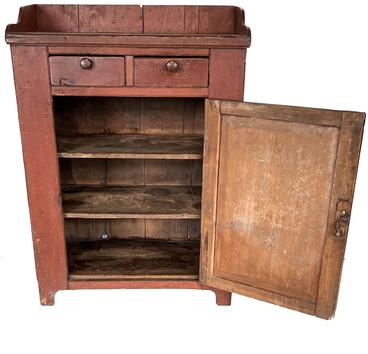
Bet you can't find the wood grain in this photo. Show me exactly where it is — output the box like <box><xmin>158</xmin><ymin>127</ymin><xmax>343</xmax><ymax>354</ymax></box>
<box><xmin>62</xmin><ymin>186</ymin><xmax>201</xmax><ymax>219</ymax></box>
<box><xmin>64</xmin><ymin>218</ymin><xmax>106</xmax><ymax>242</ymax></box>
<box><xmin>188</xmin><ymin>220</ymin><xmax>201</xmax><ymax>240</ymax></box>
<box><xmin>60</xmin><ymin>159</ymin><xmax>201</xmax><ymax>187</ymax></box>
<box><xmin>143</xmin><ymin>6</ymin><xmax>185</xmax><ymax>33</ymax></box>
<box><xmin>105</xmin><ymin>159</ymin><xmax>145</xmax><ymax>186</ymax></box>
<box><xmin>7</xmin><ymin>5</ymin><xmax>251</xmax><ymax>38</ymax></box>
<box><xmin>200</xmin><ymin>100</ymin><xmax>221</xmax><ymax>282</ymax></box>
<box><xmin>54</xmin><ymin>97</ymin><xmax>142</xmax><ymax>135</ymax></box>
<box><xmin>79</xmin><ymin>5</ymin><xmax>142</xmax><ymax>33</ymax></box>
<box><xmin>234</xmin><ymin>7</ymin><xmax>248</xmax><ymax>34</ymax></box>
<box><xmin>208</xmin><ymin>49</ymin><xmax>245</xmax><ymax>100</ymax></box>
<box><xmin>198</xmin><ymin>6</ymin><xmax>234</xmax><ymax>34</ymax></box>
<box><xmin>6</xmin><ymin>34</ymin><xmax>250</xmax><ymax>48</ymax></box>
<box><xmin>315</xmin><ymin>112</ymin><xmax>365</xmax><ymax>319</ymax></box>
<box><xmin>145</xmin><ymin>220</ymin><xmax>189</xmax><ymax>240</ymax></box>
<box><xmin>183</xmin><ymin>98</ymin><xmax>204</xmax><ymax>134</ymax></box>
<box><xmin>143</xmin><ymin>6</ymin><xmax>236</xmax><ymax>34</ymax></box>
<box><xmin>57</xmin><ymin>134</ymin><xmax>203</xmax><ymax>159</ymax></box>
<box><xmin>206</xmin><ymin>276</ymin><xmax>316</xmax><ymax>315</ymax></box>
<box><xmin>6</xmin><ymin>5</ymin><xmax>250</xmax><ymax>48</ymax></box>
<box><xmin>65</xmin><ymin>218</ymin><xmax>199</xmax><ymax>242</ymax></box>
<box><xmin>11</xmin><ymin>46</ymin><xmax>68</xmax><ymax>305</ymax></box>
<box><xmin>67</xmin><ymin>239</ymin><xmax>199</xmax><ymax>279</ymax></box>
<box><xmin>50</xmin><ymin>56</ymin><xmax>125</xmax><ymax>86</ymax></box>
<box><xmin>134</xmin><ymin>58</ymin><xmax>208</xmax><ymax>88</ymax></box>
<box><xmin>200</xmin><ymin>100</ymin><xmax>364</xmax><ymax>316</ymax></box>
<box><xmin>214</xmin><ymin>115</ymin><xmax>338</xmax><ymax>302</ymax></box>
<box><xmin>35</xmin><ymin>4</ymin><xmax>78</xmax><ymax>32</ymax></box>
<box><xmin>48</xmin><ymin>47</ymin><xmax>209</xmax><ymax>57</ymax></box>
<box><xmin>125</xmin><ymin>55</ymin><xmax>134</xmax><ymax>86</ymax></box>
<box><xmin>68</xmin><ymin>279</ymin><xmax>203</xmax><ymax>290</ymax></box>
<box><xmin>59</xmin><ymin>159</ymin><xmax>106</xmax><ymax>186</ymax></box>
<box><xmin>221</xmin><ymin>100</ymin><xmax>343</xmax><ymax>127</ymax></box>
<box><xmin>184</xmin><ymin>6</ymin><xmax>199</xmax><ymax>33</ymax></box>
<box><xmin>144</xmin><ymin>160</ymin><xmax>196</xmax><ymax>186</ymax></box>
<box><xmin>54</xmin><ymin>97</ymin><xmax>204</xmax><ymax>135</ymax></box>
<box><xmin>52</xmin><ymin>86</ymin><xmax>208</xmax><ymax>97</ymax></box>
<box><xmin>142</xmin><ymin>98</ymin><xmax>186</xmax><ymax>134</ymax></box>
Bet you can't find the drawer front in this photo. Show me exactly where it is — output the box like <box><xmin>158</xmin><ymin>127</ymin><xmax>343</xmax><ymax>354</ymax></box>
<box><xmin>134</xmin><ymin>58</ymin><xmax>208</xmax><ymax>87</ymax></box>
<box><xmin>50</xmin><ymin>56</ymin><xmax>125</xmax><ymax>86</ymax></box>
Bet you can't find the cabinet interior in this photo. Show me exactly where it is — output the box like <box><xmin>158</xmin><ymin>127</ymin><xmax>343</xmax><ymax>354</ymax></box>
<box><xmin>53</xmin><ymin>97</ymin><xmax>204</xmax><ymax>280</ymax></box>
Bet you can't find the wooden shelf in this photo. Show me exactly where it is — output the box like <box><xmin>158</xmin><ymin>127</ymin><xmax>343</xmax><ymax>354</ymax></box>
<box><xmin>67</xmin><ymin>239</ymin><xmax>200</xmax><ymax>280</ymax></box>
<box><xmin>62</xmin><ymin>186</ymin><xmax>201</xmax><ymax>219</ymax></box>
<box><xmin>57</xmin><ymin>134</ymin><xmax>203</xmax><ymax>160</ymax></box>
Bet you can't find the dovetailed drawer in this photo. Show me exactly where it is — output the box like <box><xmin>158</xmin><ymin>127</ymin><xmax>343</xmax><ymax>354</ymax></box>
<box><xmin>49</xmin><ymin>56</ymin><xmax>125</xmax><ymax>86</ymax></box>
<box><xmin>134</xmin><ymin>57</ymin><xmax>209</xmax><ymax>87</ymax></box>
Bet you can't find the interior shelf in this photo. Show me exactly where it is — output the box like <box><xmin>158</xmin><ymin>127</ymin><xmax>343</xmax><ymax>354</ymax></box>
<box><xmin>57</xmin><ymin>134</ymin><xmax>203</xmax><ymax>160</ymax></box>
<box><xmin>67</xmin><ymin>239</ymin><xmax>200</xmax><ymax>280</ymax></box>
<box><xmin>62</xmin><ymin>186</ymin><xmax>201</xmax><ymax>219</ymax></box>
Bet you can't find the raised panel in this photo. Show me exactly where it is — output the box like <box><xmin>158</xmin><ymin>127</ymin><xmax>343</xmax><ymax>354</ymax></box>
<box><xmin>214</xmin><ymin>116</ymin><xmax>338</xmax><ymax>302</ymax></box>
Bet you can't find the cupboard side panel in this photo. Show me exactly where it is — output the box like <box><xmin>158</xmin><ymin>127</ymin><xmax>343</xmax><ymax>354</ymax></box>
<box><xmin>316</xmin><ymin>112</ymin><xmax>365</xmax><ymax>319</ymax></box>
<box><xmin>11</xmin><ymin>45</ymin><xmax>68</xmax><ymax>303</ymax></box>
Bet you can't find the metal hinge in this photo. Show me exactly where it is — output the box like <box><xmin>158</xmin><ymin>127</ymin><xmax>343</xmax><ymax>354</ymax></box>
<box><xmin>335</xmin><ymin>199</ymin><xmax>351</xmax><ymax>238</ymax></box>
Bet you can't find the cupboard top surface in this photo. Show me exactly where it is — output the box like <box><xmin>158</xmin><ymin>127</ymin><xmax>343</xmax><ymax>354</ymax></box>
<box><xmin>5</xmin><ymin>5</ymin><xmax>251</xmax><ymax>48</ymax></box>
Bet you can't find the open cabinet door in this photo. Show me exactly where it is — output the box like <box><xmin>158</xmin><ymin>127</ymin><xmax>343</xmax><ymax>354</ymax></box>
<box><xmin>200</xmin><ymin>99</ymin><xmax>364</xmax><ymax>318</ymax></box>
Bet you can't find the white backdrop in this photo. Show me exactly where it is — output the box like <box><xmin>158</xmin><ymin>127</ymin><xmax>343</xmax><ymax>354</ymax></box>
<box><xmin>1</xmin><ymin>1</ymin><xmax>367</xmax><ymax>353</ymax></box>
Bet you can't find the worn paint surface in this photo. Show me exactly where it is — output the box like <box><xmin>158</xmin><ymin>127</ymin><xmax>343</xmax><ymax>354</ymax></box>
<box><xmin>213</xmin><ymin>116</ymin><xmax>339</xmax><ymax>302</ymax></box>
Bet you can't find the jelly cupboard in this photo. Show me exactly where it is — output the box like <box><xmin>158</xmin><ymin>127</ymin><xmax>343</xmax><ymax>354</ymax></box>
<box><xmin>5</xmin><ymin>5</ymin><xmax>364</xmax><ymax>319</ymax></box>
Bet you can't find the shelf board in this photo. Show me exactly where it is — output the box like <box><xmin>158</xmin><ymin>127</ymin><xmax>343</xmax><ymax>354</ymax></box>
<box><xmin>62</xmin><ymin>186</ymin><xmax>201</xmax><ymax>219</ymax></box>
<box><xmin>67</xmin><ymin>239</ymin><xmax>200</xmax><ymax>280</ymax></box>
<box><xmin>57</xmin><ymin>134</ymin><xmax>203</xmax><ymax>160</ymax></box>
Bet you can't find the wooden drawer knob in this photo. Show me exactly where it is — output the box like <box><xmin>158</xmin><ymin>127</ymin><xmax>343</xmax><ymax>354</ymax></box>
<box><xmin>80</xmin><ymin>58</ymin><xmax>93</xmax><ymax>70</ymax></box>
<box><xmin>166</xmin><ymin>60</ymin><xmax>179</xmax><ymax>73</ymax></box>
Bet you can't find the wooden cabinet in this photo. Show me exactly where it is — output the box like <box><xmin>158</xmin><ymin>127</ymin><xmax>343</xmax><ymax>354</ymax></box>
<box><xmin>5</xmin><ymin>5</ymin><xmax>364</xmax><ymax>319</ymax></box>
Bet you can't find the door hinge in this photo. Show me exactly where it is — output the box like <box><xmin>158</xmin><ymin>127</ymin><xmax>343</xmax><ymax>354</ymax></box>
<box><xmin>335</xmin><ymin>199</ymin><xmax>351</xmax><ymax>238</ymax></box>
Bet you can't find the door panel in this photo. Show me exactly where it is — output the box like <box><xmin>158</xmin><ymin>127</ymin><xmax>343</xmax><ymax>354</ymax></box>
<box><xmin>200</xmin><ymin>99</ymin><xmax>364</xmax><ymax>318</ymax></box>
<box><xmin>215</xmin><ymin>116</ymin><xmax>338</xmax><ymax>302</ymax></box>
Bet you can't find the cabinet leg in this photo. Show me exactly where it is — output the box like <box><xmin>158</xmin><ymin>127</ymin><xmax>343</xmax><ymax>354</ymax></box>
<box><xmin>39</xmin><ymin>289</ymin><xmax>57</xmax><ymax>306</ymax></box>
<box><xmin>215</xmin><ymin>289</ymin><xmax>232</xmax><ymax>306</ymax></box>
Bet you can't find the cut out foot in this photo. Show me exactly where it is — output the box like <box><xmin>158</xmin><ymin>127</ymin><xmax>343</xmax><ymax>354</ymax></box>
<box><xmin>39</xmin><ymin>289</ymin><xmax>56</xmax><ymax>306</ymax></box>
<box><xmin>215</xmin><ymin>289</ymin><xmax>232</xmax><ymax>306</ymax></box>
